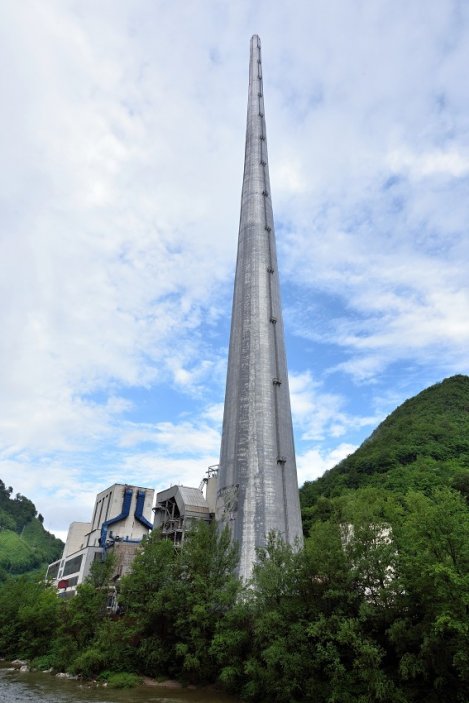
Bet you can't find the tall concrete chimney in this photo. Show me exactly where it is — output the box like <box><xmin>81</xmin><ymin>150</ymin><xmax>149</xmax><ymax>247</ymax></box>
<box><xmin>216</xmin><ymin>35</ymin><xmax>303</xmax><ymax>581</ymax></box>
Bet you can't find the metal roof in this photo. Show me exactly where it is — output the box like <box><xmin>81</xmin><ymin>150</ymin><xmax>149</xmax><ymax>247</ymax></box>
<box><xmin>156</xmin><ymin>485</ymin><xmax>210</xmax><ymax>516</ymax></box>
<box><xmin>178</xmin><ymin>486</ymin><xmax>209</xmax><ymax>512</ymax></box>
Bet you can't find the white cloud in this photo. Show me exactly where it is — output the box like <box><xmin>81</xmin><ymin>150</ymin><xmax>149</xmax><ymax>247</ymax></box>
<box><xmin>0</xmin><ymin>0</ymin><xmax>468</xmax><ymax>535</ymax></box>
<box><xmin>284</xmin><ymin>194</ymin><xmax>469</xmax><ymax>381</ymax></box>
<box><xmin>0</xmin><ymin>1</ymin><xmax>240</xmax><ymax>462</ymax></box>
<box><xmin>119</xmin><ymin>453</ymin><xmax>217</xmax><ymax>495</ymax></box>
<box><xmin>0</xmin><ymin>456</ymin><xmax>101</xmax><ymax>535</ymax></box>
<box><xmin>202</xmin><ymin>403</ymin><xmax>225</xmax><ymax>427</ymax></box>
<box><xmin>0</xmin><ymin>409</ymin><xmax>222</xmax><ymax>535</ymax></box>
<box><xmin>296</xmin><ymin>443</ymin><xmax>357</xmax><ymax>486</ymax></box>
<box><xmin>119</xmin><ymin>419</ymin><xmax>220</xmax><ymax>456</ymax></box>
<box><xmin>387</xmin><ymin>147</ymin><xmax>469</xmax><ymax>178</ymax></box>
<box><xmin>289</xmin><ymin>371</ymin><xmax>378</xmax><ymax>440</ymax></box>
<box><xmin>272</xmin><ymin>156</ymin><xmax>307</xmax><ymax>194</ymax></box>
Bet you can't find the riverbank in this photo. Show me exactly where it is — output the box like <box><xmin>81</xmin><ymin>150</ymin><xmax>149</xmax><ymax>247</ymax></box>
<box><xmin>0</xmin><ymin>661</ymin><xmax>238</xmax><ymax>703</ymax></box>
<box><xmin>2</xmin><ymin>659</ymin><xmax>231</xmax><ymax>694</ymax></box>
<box><xmin>5</xmin><ymin>658</ymin><xmax>135</xmax><ymax>686</ymax></box>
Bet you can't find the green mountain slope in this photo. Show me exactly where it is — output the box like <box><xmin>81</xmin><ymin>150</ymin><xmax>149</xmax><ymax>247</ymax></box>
<box><xmin>0</xmin><ymin>480</ymin><xmax>63</xmax><ymax>580</ymax></box>
<box><xmin>300</xmin><ymin>374</ymin><xmax>469</xmax><ymax>517</ymax></box>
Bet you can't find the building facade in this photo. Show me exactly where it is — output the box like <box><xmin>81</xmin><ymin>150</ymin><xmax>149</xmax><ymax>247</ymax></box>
<box><xmin>46</xmin><ymin>483</ymin><xmax>154</xmax><ymax>596</ymax></box>
<box><xmin>153</xmin><ymin>470</ymin><xmax>217</xmax><ymax>545</ymax></box>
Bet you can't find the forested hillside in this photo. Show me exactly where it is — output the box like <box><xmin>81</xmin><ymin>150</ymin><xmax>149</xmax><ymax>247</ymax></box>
<box><xmin>0</xmin><ymin>480</ymin><xmax>63</xmax><ymax>580</ymax></box>
<box><xmin>300</xmin><ymin>374</ymin><xmax>469</xmax><ymax>529</ymax></box>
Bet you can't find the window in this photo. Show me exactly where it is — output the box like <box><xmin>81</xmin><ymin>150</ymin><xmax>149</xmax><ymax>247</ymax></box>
<box><xmin>47</xmin><ymin>562</ymin><xmax>60</xmax><ymax>580</ymax></box>
<box><xmin>62</xmin><ymin>554</ymin><xmax>83</xmax><ymax>576</ymax></box>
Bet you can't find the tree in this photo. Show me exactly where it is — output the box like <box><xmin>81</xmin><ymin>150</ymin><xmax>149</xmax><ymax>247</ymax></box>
<box><xmin>170</xmin><ymin>522</ymin><xmax>240</xmax><ymax>681</ymax></box>
<box><xmin>0</xmin><ymin>576</ymin><xmax>59</xmax><ymax>659</ymax></box>
<box><xmin>119</xmin><ymin>522</ymin><xmax>240</xmax><ymax>682</ymax></box>
<box><xmin>51</xmin><ymin>554</ymin><xmax>117</xmax><ymax>673</ymax></box>
<box><xmin>390</xmin><ymin>489</ymin><xmax>469</xmax><ymax>702</ymax></box>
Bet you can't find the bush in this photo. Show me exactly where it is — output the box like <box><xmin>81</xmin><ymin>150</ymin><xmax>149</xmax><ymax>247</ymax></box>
<box><xmin>69</xmin><ymin>647</ymin><xmax>107</xmax><ymax>677</ymax></box>
<box><xmin>103</xmin><ymin>672</ymin><xmax>142</xmax><ymax>688</ymax></box>
<box><xmin>31</xmin><ymin>653</ymin><xmax>56</xmax><ymax>671</ymax></box>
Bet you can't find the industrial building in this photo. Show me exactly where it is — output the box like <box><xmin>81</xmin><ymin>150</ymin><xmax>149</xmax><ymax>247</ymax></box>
<box><xmin>46</xmin><ymin>483</ymin><xmax>154</xmax><ymax>596</ymax></box>
<box><xmin>46</xmin><ymin>473</ymin><xmax>217</xmax><ymax>596</ymax></box>
<box><xmin>154</xmin><ymin>466</ymin><xmax>218</xmax><ymax>545</ymax></box>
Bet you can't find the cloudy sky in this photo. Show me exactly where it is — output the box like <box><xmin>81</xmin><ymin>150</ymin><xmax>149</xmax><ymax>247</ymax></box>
<box><xmin>1</xmin><ymin>0</ymin><xmax>468</xmax><ymax>540</ymax></box>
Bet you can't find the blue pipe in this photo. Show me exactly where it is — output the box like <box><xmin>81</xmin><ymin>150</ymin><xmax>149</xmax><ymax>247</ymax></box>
<box><xmin>100</xmin><ymin>487</ymin><xmax>133</xmax><ymax>547</ymax></box>
<box><xmin>134</xmin><ymin>490</ymin><xmax>153</xmax><ymax>530</ymax></box>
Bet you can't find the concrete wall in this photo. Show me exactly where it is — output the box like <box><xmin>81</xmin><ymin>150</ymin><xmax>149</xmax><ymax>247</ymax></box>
<box><xmin>47</xmin><ymin>483</ymin><xmax>154</xmax><ymax>596</ymax></box>
<box><xmin>62</xmin><ymin>522</ymin><xmax>91</xmax><ymax>559</ymax></box>
<box><xmin>86</xmin><ymin>484</ymin><xmax>155</xmax><ymax>547</ymax></box>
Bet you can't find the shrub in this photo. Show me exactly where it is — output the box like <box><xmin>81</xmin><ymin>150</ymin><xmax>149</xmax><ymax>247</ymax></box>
<box><xmin>31</xmin><ymin>653</ymin><xmax>56</xmax><ymax>671</ymax></box>
<box><xmin>104</xmin><ymin>672</ymin><xmax>142</xmax><ymax>688</ymax></box>
<box><xmin>69</xmin><ymin>647</ymin><xmax>107</xmax><ymax>677</ymax></box>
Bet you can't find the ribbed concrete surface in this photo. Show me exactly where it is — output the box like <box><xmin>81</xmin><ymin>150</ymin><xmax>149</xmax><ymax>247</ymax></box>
<box><xmin>216</xmin><ymin>35</ymin><xmax>303</xmax><ymax>582</ymax></box>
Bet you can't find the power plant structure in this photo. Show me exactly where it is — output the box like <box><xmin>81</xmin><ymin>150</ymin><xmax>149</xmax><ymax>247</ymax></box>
<box><xmin>46</xmin><ymin>36</ymin><xmax>303</xmax><ymax>595</ymax></box>
<box><xmin>154</xmin><ymin>468</ymin><xmax>218</xmax><ymax>545</ymax></box>
<box><xmin>46</xmin><ymin>483</ymin><xmax>155</xmax><ymax>597</ymax></box>
<box><xmin>46</xmin><ymin>476</ymin><xmax>217</xmax><ymax>597</ymax></box>
<box><xmin>216</xmin><ymin>35</ymin><xmax>303</xmax><ymax>581</ymax></box>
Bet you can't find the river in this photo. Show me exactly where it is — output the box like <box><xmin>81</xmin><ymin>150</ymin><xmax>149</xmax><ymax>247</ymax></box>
<box><xmin>0</xmin><ymin>664</ymin><xmax>237</xmax><ymax>703</ymax></box>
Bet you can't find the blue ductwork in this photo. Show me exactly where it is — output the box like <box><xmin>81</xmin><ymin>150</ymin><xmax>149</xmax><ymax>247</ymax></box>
<box><xmin>134</xmin><ymin>489</ymin><xmax>153</xmax><ymax>530</ymax></box>
<box><xmin>100</xmin><ymin>487</ymin><xmax>133</xmax><ymax>547</ymax></box>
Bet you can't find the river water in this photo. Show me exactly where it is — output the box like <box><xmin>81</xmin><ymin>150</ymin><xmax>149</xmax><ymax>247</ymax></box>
<box><xmin>0</xmin><ymin>664</ymin><xmax>237</xmax><ymax>703</ymax></box>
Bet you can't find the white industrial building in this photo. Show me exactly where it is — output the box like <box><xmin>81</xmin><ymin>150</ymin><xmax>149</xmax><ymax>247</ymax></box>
<box><xmin>46</xmin><ymin>483</ymin><xmax>154</xmax><ymax>596</ymax></box>
<box><xmin>46</xmin><ymin>471</ymin><xmax>218</xmax><ymax>597</ymax></box>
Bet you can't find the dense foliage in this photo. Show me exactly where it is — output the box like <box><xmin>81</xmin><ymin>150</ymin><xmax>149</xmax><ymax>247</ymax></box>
<box><xmin>0</xmin><ymin>480</ymin><xmax>63</xmax><ymax>580</ymax></box>
<box><xmin>300</xmin><ymin>375</ymin><xmax>469</xmax><ymax>530</ymax></box>
<box><xmin>0</xmin><ymin>376</ymin><xmax>468</xmax><ymax>701</ymax></box>
<box><xmin>0</xmin><ymin>494</ymin><xmax>467</xmax><ymax>702</ymax></box>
